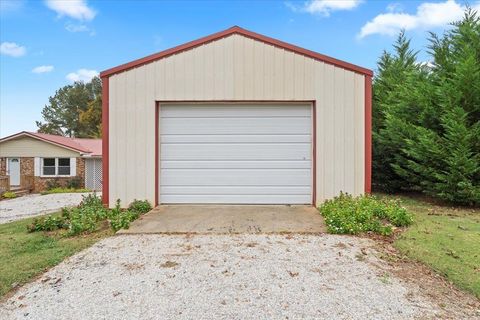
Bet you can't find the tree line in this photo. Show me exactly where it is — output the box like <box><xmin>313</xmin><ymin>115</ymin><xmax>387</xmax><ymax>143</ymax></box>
<box><xmin>373</xmin><ymin>9</ymin><xmax>479</xmax><ymax>205</ymax></box>
<box><xmin>36</xmin><ymin>9</ymin><xmax>479</xmax><ymax>205</ymax></box>
<box><xmin>37</xmin><ymin>76</ymin><xmax>102</xmax><ymax>138</ymax></box>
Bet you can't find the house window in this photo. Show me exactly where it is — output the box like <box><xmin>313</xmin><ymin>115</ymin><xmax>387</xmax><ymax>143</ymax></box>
<box><xmin>42</xmin><ymin>158</ymin><xmax>71</xmax><ymax>176</ymax></box>
<box><xmin>42</xmin><ymin>158</ymin><xmax>56</xmax><ymax>176</ymax></box>
<box><xmin>58</xmin><ymin>158</ymin><xmax>71</xmax><ymax>175</ymax></box>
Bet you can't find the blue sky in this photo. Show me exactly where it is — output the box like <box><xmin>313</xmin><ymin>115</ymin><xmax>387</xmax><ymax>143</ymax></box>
<box><xmin>1</xmin><ymin>0</ymin><xmax>479</xmax><ymax>137</ymax></box>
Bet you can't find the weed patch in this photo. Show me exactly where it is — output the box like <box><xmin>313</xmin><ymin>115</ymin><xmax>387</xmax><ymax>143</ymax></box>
<box><xmin>27</xmin><ymin>194</ymin><xmax>152</xmax><ymax>235</ymax></box>
<box><xmin>40</xmin><ymin>188</ymin><xmax>90</xmax><ymax>195</ymax></box>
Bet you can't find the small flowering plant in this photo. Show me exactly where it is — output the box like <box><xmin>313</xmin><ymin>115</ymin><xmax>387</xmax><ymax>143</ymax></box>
<box><xmin>319</xmin><ymin>193</ymin><xmax>413</xmax><ymax>236</ymax></box>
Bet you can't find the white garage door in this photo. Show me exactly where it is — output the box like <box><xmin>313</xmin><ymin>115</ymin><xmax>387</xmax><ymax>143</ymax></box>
<box><xmin>159</xmin><ymin>104</ymin><xmax>312</xmax><ymax>204</ymax></box>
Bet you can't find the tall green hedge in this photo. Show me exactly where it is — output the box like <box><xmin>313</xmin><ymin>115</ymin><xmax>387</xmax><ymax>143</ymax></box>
<box><xmin>373</xmin><ymin>9</ymin><xmax>480</xmax><ymax>206</ymax></box>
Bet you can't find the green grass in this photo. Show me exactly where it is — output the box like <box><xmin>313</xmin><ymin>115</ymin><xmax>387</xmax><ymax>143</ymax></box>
<box><xmin>382</xmin><ymin>194</ymin><xmax>480</xmax><ymax>298</ymax></box>
<box><xmin>0</xmin><ymin>214</ymin><xmax>111</xmax><ymax>297</ymax></box>
<box><xmin>40</xmin><ymin>188</ymin><xmax>90</xmax><ymax>195</ymax></box>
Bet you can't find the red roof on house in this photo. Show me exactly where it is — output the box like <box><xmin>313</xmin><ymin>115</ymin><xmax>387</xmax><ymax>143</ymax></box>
<box><xmin>0</xmin><ymin>131</ymin><xmax>102</xmax><ymax>157</ymax></box>
<box><xmin>71</xmin><ymin>137</ymin><xmax>102</xmax><ymax>157</ymax></box>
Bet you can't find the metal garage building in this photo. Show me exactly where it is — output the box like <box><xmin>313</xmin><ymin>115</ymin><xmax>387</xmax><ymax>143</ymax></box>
<box><xmin>100</xmin><ymin>26</ymin><xmax>372</xmax><ymax>207</ymax></box>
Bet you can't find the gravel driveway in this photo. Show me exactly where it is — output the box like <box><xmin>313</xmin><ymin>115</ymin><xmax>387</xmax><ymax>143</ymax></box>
<box><xmin>2</xmin><ymin>234</ymin><xmax>473</xmax><ymax>320</ymax></box>
<box><xmin>0</xmin><ymin>193</ymin><xmax>90</xmax><ymax>224</ymax></box>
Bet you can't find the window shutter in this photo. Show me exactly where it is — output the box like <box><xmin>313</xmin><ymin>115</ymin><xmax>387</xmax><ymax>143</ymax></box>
<box><xmin>34</xmin><ymin>158</ymin><xmax>41</xmax><ymax>177</ymax></box>
<box><xmin>70</xmin><ymin>158</ymin><xmax>77</xmax><ymax>176</ymax></box>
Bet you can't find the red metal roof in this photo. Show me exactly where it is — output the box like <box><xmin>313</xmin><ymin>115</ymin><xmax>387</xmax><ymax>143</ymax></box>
<box><xmin>72</xmin><ymin>137</ymin><xmax>102</xmax><ymax>157</ymax></box>
<box><xmin>100</xmin><ymin>26</ymin><xmax>373</xmax><ymax>78</ymax></box>
<box><xmin>0</xmin><ymin>131</ymin><xmax>102</xmax><ymax>156</ymax></box>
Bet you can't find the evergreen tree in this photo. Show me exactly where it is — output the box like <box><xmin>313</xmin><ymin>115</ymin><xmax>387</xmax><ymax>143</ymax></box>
<box><xmin>400</xmin><ymin>9</ymin><xmax>480</xmax><ymax>205</ymax></box>
<box><xmin>374</xmin><ymin>9</ymin><xmax>480</xmax><ymax>205</ymax></box>
<box><xmin>372</xmin><ymin>31</ymin><xmax>423</xmax><ymax>192</ymax></box>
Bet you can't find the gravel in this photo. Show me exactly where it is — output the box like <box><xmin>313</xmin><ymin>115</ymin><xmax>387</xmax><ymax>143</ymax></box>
<box><xmin>0</xmin><ymin>193</ymin><xmax>90</xmax><ymax>224</ymax></box>
<box><xmin>0</xmin><ymin>234</ymin><xmax>446</xmax><ymax>320</ymax></box>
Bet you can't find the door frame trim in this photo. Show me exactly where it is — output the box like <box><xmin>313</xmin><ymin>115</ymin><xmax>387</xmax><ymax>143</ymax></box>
<box><xmin>154</xmin><ymin>100</ymin><xmax>317</xmax><ymax>207</ymax></box>
<box><xmin>7</xmin><ymin>157</ymin><xmax>21</xmax><ymax>186</ymax></box>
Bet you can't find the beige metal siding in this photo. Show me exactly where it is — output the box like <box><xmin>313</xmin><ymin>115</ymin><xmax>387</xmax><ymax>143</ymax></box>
<box><xmin>0</xmin><ymin>137</ymin><xmax>80</xmax><ymax>158</ymax></box>
<box><xmin>108</xmin><ymin>34</ymin><xmax>366</xmax><ymax>207</ymax></box>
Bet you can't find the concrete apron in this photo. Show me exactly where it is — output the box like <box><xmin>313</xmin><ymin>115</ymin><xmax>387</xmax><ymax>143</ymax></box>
<box><xmin>117</xmin><ymin>205</ymin><xmax>326</xmax><ymax>234</ymax></box>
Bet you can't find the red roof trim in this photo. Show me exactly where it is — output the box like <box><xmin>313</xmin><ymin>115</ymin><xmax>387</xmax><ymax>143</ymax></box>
<box><xmin>100</xmin><ymin>26</ymin><xmax>373</xmax><ymax>78</ymax></box>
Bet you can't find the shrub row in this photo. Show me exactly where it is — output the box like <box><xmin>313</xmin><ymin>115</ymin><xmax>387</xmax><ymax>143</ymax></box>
<box><xmin>1</xmin><ymin>191</ymin><xmax>17</xmax><ymax>199</ymax></box>
<box><xmin>319</xmin><ymin>193</ymin><xmax>413</xmax><ymax>236</ymax></box>
<box><xmin>40</xmin><ymin>187</ymin><xmax>90</xmax><ymax>195</ymax></box>
<box><xmin>27</xmin><ymin>194</ymin><xmax>152</xmax><ymax>235</ymax></box>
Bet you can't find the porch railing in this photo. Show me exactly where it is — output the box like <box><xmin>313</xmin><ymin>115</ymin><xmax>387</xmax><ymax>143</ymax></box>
<box><xmin>20</xmin><ymin>175</ymin><xmax>35</xmax><ymax>192</ymax></box>
<box><xmin>0</xmin><ymin>176</ymin><xmax>9</xmax><ymax>193</ymax></box>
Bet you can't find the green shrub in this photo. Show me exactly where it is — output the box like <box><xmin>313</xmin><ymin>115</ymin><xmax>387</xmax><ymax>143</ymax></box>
<box><xmin>27</xmin><ymin>216</ymin><xmax>68</xmax><ymax>233</ymax></box>
<box><xmin>46</xmin><ymin>179</ymin><xmax>61</xmax><ymax>190</ymax></box>
<box><xmin>2</xmin><ymin>191</ymin><xmax>17</xmax><ymax>199</ymax></box>
<box><xmin>320</xmin><ymin>193</ymin><xmax>413</xmax><ymax>236</ymax></box>
<box><xmin>27</xmin><ymin>195</ymin><xmax>150</xmax><ymax>235</ymax></box>
<box><xmin>128</xmin><ymin>199</ymin><xmax>152</xmax><ymax>214</ymax></box>
<box><xmin>108</xmin><ymin>199</ymin><xmax>144</xmax><ymax>232</ymax></box>
<box><xmin>66</xmin><ymin>176</ymin><xmax>82</xmax><ymax>189</ymax></box>
<box><xmin>110</xmin><ymin>210</ymin><xmax>139</xmax><ymax>232</ymax></box>
<box><xmin>79</xmin><ymin>192</ymin><xmax>103</xmax><ymax>209</ymax></box>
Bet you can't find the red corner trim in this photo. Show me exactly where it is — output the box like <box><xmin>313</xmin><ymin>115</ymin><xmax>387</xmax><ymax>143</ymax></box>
<box><xmin>364</xmin><ymin>76</ymin><xmax>372</xmax><ymax>194</ymax></box>
<box><xmin>102</xmin><ymin>76</ymin><xmax>110</xmax><ymax>206</ymax></box>
<box><xmin>100</xmin><ymin>26</ymin><xmax>373</xmax><ymax>78</ymax></box>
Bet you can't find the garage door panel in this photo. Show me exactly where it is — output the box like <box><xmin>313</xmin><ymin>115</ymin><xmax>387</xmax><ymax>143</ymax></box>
<box><xmin>161</xmin><ymin>160</ymin><xmax>311</xmax><ymax>169</ymax></box>
<box><xmin>161</xmin><ymin>104</ymin><xmax>311</xmax><ymax>117</ymax></box>
<box><xmin>160</xmin><ymin>194</ymin><xmax>312</xmax><ymax>204</ymax></box>
<box><xmin>161</xmin><ymin>186</ymin><xmax>311</xmax><ymax>195</ymax></box>
<box><xmin>161</xmin><ymin>168</ymin><xmax>311</xmax><ymax>186</ymax></box>
<box><xmin>161</xmin><ymin>117</ymin><xmax>311</xmax><ymax>135</ymax></box>
<box><xmin>161</xmin><ymin>144</ymin><xmax>311</xmax><ymax>160</ymax></box>
<box><xmin>159</xmin><ymin>104</ymin><xmax>312</xmax><ymax>204</ymax></box>
<box><xmin>161</xmin><ymin>134</ymin><xmax>311</xmax><ymax>144</ymax></box>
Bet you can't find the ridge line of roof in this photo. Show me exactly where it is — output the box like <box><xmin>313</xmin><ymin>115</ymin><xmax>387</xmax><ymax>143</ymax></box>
<box><xmin>100</xmin><ymin>26</ymin><xmax>373</xmax><ymax>78</ymax></box>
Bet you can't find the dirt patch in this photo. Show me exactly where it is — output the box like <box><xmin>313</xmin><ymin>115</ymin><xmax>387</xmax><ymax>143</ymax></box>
<box><xmin>159</xmin><ymin>261</ymin><xmax>179</xmax><ymax>268</ymax></box>
<box><xmin>122</xmin><ymin>263</ymin><xmax>145</xmax><ymax>271</ymax></box>
<box><xmin>371</xmin><ymin>239</ymin><xmax>480</xmax><ymax>319</ymax></box>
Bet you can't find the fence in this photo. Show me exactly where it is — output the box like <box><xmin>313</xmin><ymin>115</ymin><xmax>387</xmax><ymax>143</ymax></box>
<box><xmin>0</xmin><ymin>176</ymin><xmax>10</xmax><ymax>193</ymax></box>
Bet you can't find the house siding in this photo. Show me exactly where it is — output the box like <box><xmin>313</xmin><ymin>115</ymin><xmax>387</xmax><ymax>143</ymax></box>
<box><xmin>107</xmin><ymin>34</ymin><xmax>366</xmax><ymax>207</ymax></box>
<box><xmin>0</xmin><ymin>137</ymin><xmax>81</xmax><ymax>158</ymax></box>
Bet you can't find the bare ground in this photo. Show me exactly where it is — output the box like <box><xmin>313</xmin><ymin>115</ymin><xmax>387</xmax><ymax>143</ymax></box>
<box><xmin>1</xmin><ymin>234</ymin><xmax>478</xmax><ymax>319</ymax></box>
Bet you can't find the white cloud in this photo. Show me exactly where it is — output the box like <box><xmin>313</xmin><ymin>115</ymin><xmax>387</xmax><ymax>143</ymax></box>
<box><xmin>0</xmin><ymin>42</ymin><xmax>26</xmax><ymax>57</ymax></box>
<box><xmin>359</xmin><ymin>0</ymin><xmax>480</xmax><ymax>38</ymax></box>
<box><xmin>32</xmin><ymin>65</ymin><xmax>54</xmax><ymax>74</ymax></box>
<box><xmin>287</xmin><ymin>0</ymin><xmax>362</xmax><ymax>16</ymax></box>
<box><xmin>65</xmin><ymin>23</ymin><xmax>89</xmax><ymax>32</ymax></box>
<box><xmin>45</xmin><ymin>0</ymin><xmax>96</xmax><ymax>21</ymax></box>
<box><xmin>66</xmin><ymin>69</ymin><xmax>98</xmax><ymax>82</ymax></box>
<box><xmin>65</xmin><ymin>23</ymin><xmax>95</xmax><ymax>35</ymax></box>
<box><xmin>386</xmin><ymin>3</ymin><xmax>403</xmax><ymax>13</ymax></box>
